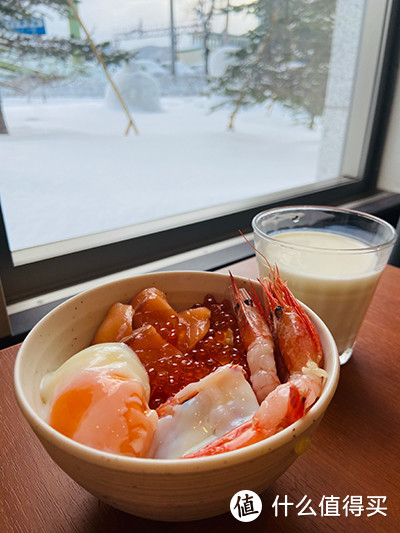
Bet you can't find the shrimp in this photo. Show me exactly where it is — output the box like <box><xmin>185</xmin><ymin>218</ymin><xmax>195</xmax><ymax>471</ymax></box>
<box><xmin>261</xmin><ymin>266</ymin><xmax>326</xmax><ymax>410</ymax></box>
<box><xmin>184</xmin><ymin>269</ymin><xmax>327</xmax><ymax>458</ymax></box>
<box><xmin>184</xmin><ymin>381</ymin><xmax>304</xmax><ymax>457</ymax></box>
<box><xmin>229</xmin><ymin>272</ymin><xmax>280</xmax><ymax>403</ymax></box>
<box><xmin>240</xmin><ymin>231</ymin><xmax>327</xmax><ymax>406</ymax></box>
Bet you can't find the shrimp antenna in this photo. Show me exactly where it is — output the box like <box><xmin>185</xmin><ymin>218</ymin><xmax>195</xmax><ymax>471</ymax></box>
<box><xmin>249</xmin><ymin>279</ymin><xmax>268</xmax><ymax>321</ymax></box>
<box><xmin>239</xmin><ymin>230</ymin><xmax>278</xmax><ymax>281</ymax></box>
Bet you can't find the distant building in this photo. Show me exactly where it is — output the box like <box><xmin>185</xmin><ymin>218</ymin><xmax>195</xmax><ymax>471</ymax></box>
<box><xmin>114</xmin><ymin>25</ymin><xmax>248</xmax><ymax>67</ymax></box>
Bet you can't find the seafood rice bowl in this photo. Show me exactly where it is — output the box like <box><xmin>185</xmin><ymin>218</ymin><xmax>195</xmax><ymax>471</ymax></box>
<box><xmin>14</xmin><ymin>271</ymin><xmax>339</xmax><ymax>521</ymax></box>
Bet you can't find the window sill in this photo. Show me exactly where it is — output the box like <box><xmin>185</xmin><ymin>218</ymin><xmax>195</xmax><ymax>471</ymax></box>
<box><xmin>3</xmin><ymin>191</ymin><xmax>399</xmax><ymax>348</ymax></box>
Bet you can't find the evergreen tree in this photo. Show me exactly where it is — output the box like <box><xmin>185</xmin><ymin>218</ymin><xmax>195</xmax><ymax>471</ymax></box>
<box><xmin>193</xmin><ymin>0</ymin><xmax>217</xmax><ymax>75</ymax></box>
<box><xmin>0</xmin><ymin>0</ymin><xmax>132</xmax><ymax>134</ymax></box>
<box><xmin>209</xmin><ymin>0</ymin><xmax>336</xmax><ymax>130</ymax></box>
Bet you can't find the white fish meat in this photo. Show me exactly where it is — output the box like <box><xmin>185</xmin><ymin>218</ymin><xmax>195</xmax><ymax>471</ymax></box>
<box><xmin>150</xmin><ymin>364</ymin><xmax>259</xmax><ymax>459</ymax></box>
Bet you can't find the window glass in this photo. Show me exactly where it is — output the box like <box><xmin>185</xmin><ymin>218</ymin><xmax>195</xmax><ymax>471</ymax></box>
<box><xmin>0</xmin><ymin>0</ymin><xmax>370</xmax><ymax>254</ymax></box>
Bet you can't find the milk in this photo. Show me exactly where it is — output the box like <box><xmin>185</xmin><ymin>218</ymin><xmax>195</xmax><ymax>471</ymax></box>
<box><xmin>257</xmin><ymin>230</ymin><xmax>382</xmax><ymax>355</ymax></box>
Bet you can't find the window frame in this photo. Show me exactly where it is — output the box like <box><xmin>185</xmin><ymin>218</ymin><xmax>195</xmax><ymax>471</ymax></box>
<box><xmin>1</xmin><ymin>0</ymin><xmax>399</xmax><ymax>307</ymax></box>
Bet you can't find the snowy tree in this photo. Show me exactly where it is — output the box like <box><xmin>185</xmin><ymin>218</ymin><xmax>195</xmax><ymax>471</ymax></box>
<box><xmin>0</xmin><ymin>0</ymin><xmax>132</xmax><ymax>134</ymax></box>
<box><xmin>193</xmin><ymin>0</ymin><xmax>224</xmax><ymax>75</ymax></box>
<box><xmin>209</xmin><ymin>0</ymin><xmax>336</xmax><ymax>130</ymax></box>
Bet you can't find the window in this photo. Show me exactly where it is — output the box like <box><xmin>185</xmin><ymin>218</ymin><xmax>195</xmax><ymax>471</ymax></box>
<box><xmin>0</xmin><ymin>0</ymin><xmax>399</xmax><ymax>336</ymax></box>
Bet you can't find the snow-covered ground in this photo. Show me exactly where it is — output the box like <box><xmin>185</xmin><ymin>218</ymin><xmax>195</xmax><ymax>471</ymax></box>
<box><xmin>0</xmin><ymin>96</ymin><xmax>321</xmax><ymax>251</ymax></box>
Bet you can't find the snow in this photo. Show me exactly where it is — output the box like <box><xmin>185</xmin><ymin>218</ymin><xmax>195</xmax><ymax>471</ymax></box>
<box><xmin>209</xmin><ymin>46</ymin><xmax>240</xmax><ymax>78</ymax></box>
<box><xmin>105</xmin><ymin>64</ymin><xmax>162</xmax><ymax>112</ymax></box>
<box><xmin>0</xmin><ymin>95</ymin><xmax>321</xmax><ymax>251</ymax></box>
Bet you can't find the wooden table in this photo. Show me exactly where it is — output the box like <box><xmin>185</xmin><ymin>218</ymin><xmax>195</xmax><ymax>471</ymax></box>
<box><xmin>1</xmin><ymin>260</ymin><xmax>399</xmax><ymax>532</ymax></box>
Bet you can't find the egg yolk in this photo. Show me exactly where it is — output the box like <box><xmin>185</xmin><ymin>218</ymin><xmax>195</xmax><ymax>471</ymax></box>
<box><xmin>48</xmin><ymin>369</ymin><xmax>156</xmax><ymax>457</ymax></box>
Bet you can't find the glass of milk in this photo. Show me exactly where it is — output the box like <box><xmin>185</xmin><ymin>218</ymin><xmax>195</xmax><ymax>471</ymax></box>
<box><xmin>252</xmin><ymin>206</ymin><xmax>397</xmax><ymax>364</ymax></box>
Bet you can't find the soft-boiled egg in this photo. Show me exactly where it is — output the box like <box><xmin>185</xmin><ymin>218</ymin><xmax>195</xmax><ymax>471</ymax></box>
<box><xmin>40</xmin><ymin>343</ymin><xmax>158</xmax><ymax>457</ymax></box>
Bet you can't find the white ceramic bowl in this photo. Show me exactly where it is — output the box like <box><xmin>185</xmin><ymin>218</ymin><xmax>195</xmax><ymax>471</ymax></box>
<box><xmin>14</xmin><ymin>271</ymin><xmax>339</xmax><ymax>521</ymax></box>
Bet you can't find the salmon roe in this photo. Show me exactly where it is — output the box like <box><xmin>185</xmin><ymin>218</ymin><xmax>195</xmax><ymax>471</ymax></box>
<box><xmin>145</xmin><ymin>294</ymin><xmax>249</xmax><ymax>409</ymax></box>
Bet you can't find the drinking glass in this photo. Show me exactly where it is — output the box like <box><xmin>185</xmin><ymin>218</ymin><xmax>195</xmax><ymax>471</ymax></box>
<box><xmin>252</xmin><ymin>206</ymin><xmax>397</xmax><ymax>364</ymax></box>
